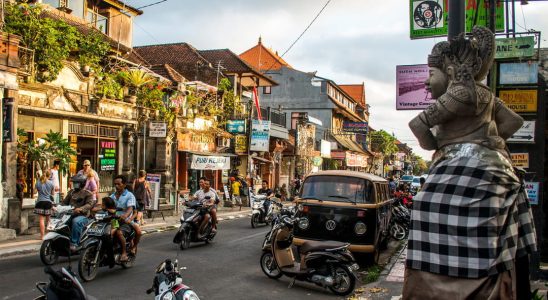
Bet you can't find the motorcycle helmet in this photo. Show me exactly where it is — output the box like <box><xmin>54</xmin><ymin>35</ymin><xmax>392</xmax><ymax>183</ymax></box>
<box><xmin>71</xmin><ymin>174</ymin><xmax>87</xmax><ymax>190</ymax></box>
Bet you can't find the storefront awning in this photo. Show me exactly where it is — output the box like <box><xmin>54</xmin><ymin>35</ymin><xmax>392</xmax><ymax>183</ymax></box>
<box><xmin>186</xmin><ymin>151</ymin><xmax>237</xmax><ymax>157</ymax></box>
<box><xmin>331</xmin><ymin>134</ymin><xmax>366</xmax><ymax>155</ymax></box>
<box><xmin>252</xmin><ymin>156</ymin><xmax>272</xmax><ymax>163</ymax></box>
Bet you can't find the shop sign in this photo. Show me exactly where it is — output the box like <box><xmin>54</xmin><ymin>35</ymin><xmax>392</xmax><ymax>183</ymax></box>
<box><xmin>507</xmin><ymin>121</ymin><xmax>535</xmax><ymax>143</ymax></box>
<box><xmin>190</xmin><ymin>155</ymin><xmax>231</xmax><ymax>170</ymax></box>
<box><xmin>149</xmin><ymin>121</ymin><xmax>167</xmax><ymax>138</ymax></box>
<box><xmin>524</xmin><ymin>182</ymin><xmax>539</xmax><ymax>205</ymax></box>
<box><xmin>409</xmin><ymin>0</ymin><xmax>504</xmax><ymax>39</ymax></box>
<box><xmin>396</xmin><ymin>64</ymin><xmax>433</xmax><ymax>110</ymax></box>
<box><xmin>99</xmin><ymin>140</ymin><xmax>116</xmax><ymax>171</ymax></box>
<box><xmin>499</xmin><ymin>62</ymin><xmax>538</xmax><ymax>85</ymax></box>
<box><xmin>342</xmin><ymin>121</ymin><xmax>369</xmax><ymax>133</ymax></box>
<box><xmin>320</xmin><ymin>140</ymin><xmax>331</xmax><ymax>158</ymax></box>
<box><xmin>346</xmin><ymin>152</ymin><xmax>357</xmax><ymax>167</ymax></box>
<box><xmin>510</xmin><ymin>153</ymin><xmax>529</xmax><ymax>168</ymax></box>
<box><xmin>356</xmin><ymin>154</ymin><xmax>368</xmax><ymax>168</ymax></box>
<box><xmin>495</xmin><ymin>36</ymin><xmax>535</xmax><ymax>59</ymax></box>
<box><xmin>498</xmin><ymin>90</ymin><xmax>537</xmax><ymax>113</ymax></box>
<box><xmin>331</xmin><ymin>150</ymin><xmax>346</xmax><ymax>160</ymax></box>
<box><xmin>235</xmin><ymin>135</ymin><xmax>247</xmax><ymax>154</ymax></box>
<box><xmin>250</xmin><ymin>120</ymin><xmax>270</xmax><ymax>152</ymax></box>
<box><xmin>177</xmin><ymin>132</ymin><xmax>216</xmax><ymax>152</ymax></box>
<box><xmin>226</xmin><ymin>120</ymin><xmax>246</xmax><ymax>134</ymax></box>
<box><xmin>146</xmin><ymin>174</ymin><xmax>161</xmax><ymax>211</ymax></box>
<box><xmin>312</xmin><ymin>156</ymin><xmax>323</xmax><ymax>167</ymax></box>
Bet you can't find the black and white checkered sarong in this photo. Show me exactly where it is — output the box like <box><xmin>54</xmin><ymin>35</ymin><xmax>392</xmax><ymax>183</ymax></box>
<box><xmin>406</xmin><ymin>155</ymin><xmax>537</xmax><ymax>278</ymax></box>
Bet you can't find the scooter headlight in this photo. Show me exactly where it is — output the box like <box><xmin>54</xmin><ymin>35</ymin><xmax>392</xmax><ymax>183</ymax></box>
<box><xmin>160</xmin><ymin>291</ymin><xmax>175</xmax><ymax>300</ymax></box>
<box><xmin>183</xmin><ymin>290</ymin><xmax>201</xmax><ymax>300</ymax></box>
<box><xmin>354</xmin><ymin>222</ymin><xmax>367</xmax><ymax>235</ymax></box>
<box><xmin>298</xmin><ymin>217</ymin><xmax>309</xmax><ymax>230</ymax></box>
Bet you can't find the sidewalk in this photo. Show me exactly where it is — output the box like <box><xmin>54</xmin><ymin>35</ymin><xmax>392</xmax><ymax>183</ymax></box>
<box><xmin>0</xmin><ymin>205</ymin><xmax>253</xmax><ymax>259</ymax></box>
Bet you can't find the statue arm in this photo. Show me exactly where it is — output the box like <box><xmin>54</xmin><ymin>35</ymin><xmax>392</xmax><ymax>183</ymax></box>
<box><xmin>494</xmin><ymin>98</ymin><xmax>524</xmax><ymax>140</ymax></box>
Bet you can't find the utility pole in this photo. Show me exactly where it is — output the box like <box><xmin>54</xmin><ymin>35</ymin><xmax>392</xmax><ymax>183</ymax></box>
<box><xmin>448</xmin><ymin>0</ymin><xmax>465</xmax><ymax>40</ymax></box>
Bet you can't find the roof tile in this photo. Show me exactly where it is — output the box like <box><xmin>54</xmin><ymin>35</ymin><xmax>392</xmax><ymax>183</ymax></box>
<box><xmin>239</xmin><ymin>38</ymin><xmax>291</xmax><ymax>71</ymax></box>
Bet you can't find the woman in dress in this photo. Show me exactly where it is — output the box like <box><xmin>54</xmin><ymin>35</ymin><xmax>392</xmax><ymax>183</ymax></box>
<box><xmin>133</xmin><ymin>170</ymin><xmax>152</xmax><ymax>225</ymax></box>
<box><xmin>34</xmin><ymin>170</ymin><xmax>54</xmax><ymax>239</ymax></box>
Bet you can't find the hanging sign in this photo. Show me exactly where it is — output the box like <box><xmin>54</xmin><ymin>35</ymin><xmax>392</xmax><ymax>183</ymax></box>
<box><xmin>507</xmin><ymin>121</ymin><xmax>535</xmax><ymax>143</ymax></box>
<box><xmin>320</xmin><ymin>140</ymin><xmax>331</xmax><ymax>158</ymax></box>
<box><xmin>396</xmin><ymin>64</ymin><xmax>433</xmax><ymax>110</ymax></box>
<box><xmin>2</xmin><ymin>97</ymin><xmax>15</xmax><ymax>142</ymax></box>
<box><xmin>250</xmin><ymin>120</ymin><xmax>270</xmax><ymax>152</ymax></box>
<box><xmin>524</xmin><ymin>182</ymin><xmax>539</xmax><ymax>205</ymax></box>
<box><xmin>499</xmin><ymin>62</ymin><xmax>539</xmax><ymax>85</ymax></box>
<box><xmin>312</xmin><ymin>156</ymin><xmax>323</xmax><ymax>167</ymax></box>
<box><xmin>409</xmin><ymin>0</ymin><xmax>504</xmax><ymax>39</ymax></box>
<box><xmin>99</xmin><ymin>140</ymin><xmax>116</xmax><ymax>171</ymax></box>
<box><xmin>495</xmin><ymin>36</ymin><xmax>536</xmax><ymax>59</ymax></box>
<box><xmin>342</xmin><ymin>121</ymin><xmax>369</xmax><ymax>133</ymax></box>
<box><xmin>226</xmin><ymin>120</ymin><xmax>246</xmax><ymax>134</ymax></box>
<box><xmin>191</xmin><ymin>154</ymin><xmax>231</xmax><ymax>170</ymax></box>
<box><xmin>499</xmin><ymin>90</ymin><xmax>537</xmax><ymax>113</ymax></box>
<box><xmin>146</xmin><ymin>174</ymin><xmax>161</xmax><ymax>211</ymax></box>
<box><xmin>234</xmin><ymin>135</ymin><xmax>247</xmax><ymax>154</ymax></box>
<box><xmin>149</xmin><ymin>121</ymin><xmax>167</xmax><ymax>137</ymax></box>
<box><xmin>510</xmin><ymin>153</ymin><xmax>529</xmax><ymax>168</ymax></box>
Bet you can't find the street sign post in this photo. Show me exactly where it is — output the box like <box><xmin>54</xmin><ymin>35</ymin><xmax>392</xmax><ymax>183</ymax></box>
<box><xmin>499</xmin><ymin>90</ymin><xmax>537</xmax><ymax>113</ymax></box>
<box><xmin>507</xmin><ymin>121</ymin><xmax>535</xmax><ymax>143</ymax></box>
<box><xmin>495</xmin><ymin>36</ymin><xmax>536</xmax><ymax>59</ymax></box>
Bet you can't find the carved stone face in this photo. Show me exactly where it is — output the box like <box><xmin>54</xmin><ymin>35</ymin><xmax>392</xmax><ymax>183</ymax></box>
<box><xmin>425</xmin><ymin>67</ymin><xmax>449</xmax><ymax>99</ymax></box>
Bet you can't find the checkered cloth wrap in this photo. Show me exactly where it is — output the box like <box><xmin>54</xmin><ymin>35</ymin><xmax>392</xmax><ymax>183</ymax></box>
<box><xmin>406</xmin><ymin>155</ymin><xmax>537</xmax><ymax>278</ymax></box>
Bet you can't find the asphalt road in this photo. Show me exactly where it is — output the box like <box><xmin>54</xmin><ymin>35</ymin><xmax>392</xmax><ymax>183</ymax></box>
<box><xmin>0</xmin><ymin>217</ymin><xmax>347</xmax><ymax>300</ymax></box>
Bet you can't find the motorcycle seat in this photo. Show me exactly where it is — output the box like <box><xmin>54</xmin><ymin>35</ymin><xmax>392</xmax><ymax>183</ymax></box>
<box><xmin>300</xmin><ymin>240</ymin><xmax>348</xmax><ymax>253</ymax></box>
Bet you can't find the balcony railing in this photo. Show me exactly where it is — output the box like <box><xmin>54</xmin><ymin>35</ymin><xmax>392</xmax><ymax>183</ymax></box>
<box><xmin>253</xmin><ymin>107</ymin><xmax>287</xmax><ymax>127</ymax></box>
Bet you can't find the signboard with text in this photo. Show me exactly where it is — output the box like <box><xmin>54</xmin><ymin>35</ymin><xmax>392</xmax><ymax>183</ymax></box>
<box><xmin>495</xmin><ymin>36</ymin><xmax>536</xmax><ymax>59</ymax></box>
<box><xmin>226</xmin><ymin>120</ymin><xmax>246</xmax><ymax>134</ymax></box>
<box><xmin>499</xmin><ymin>90</ymin><xmax>537</xmax><ymax>113</ymax></box>
<box><xmin>149</xmin><ymin>121</ymin><xmax>167</xmax><ymax>138</ymax></box>
<box><xmin>250</xmin><ymin>120</ymin><xmax>270</xmax><ymax>152</ymax></box>
<box><xmin>499</xmin><ymin>62</ymin><xmax>539</xmax><ymax>85</ymax></box>
<box><xmin>396</xmin><ymin>64</ymin><xmax>433</xmax><ymax>110</ymax></box>
<box><xmin>146</xmin><ymin>174</ymin><xmax>161</xmax><ymax>211</ymax></box>
<box><xmin>342</xmin><ymin>121</ymin><xmax>369</xmax><ymax>133</ymax></box>
<box><xmin>524</xmin><ymin>182</ymin><xmax>539</xmax><ymax>205</ymax></box>
<box><xmin>507</xmin><ymin>121</ymin><xmax>535</xmax><ymax>143</ymax></box>
<box><xmin>190</xmin><ymin>154</ymin><xmax>231</xmax><ymax>170</ymax></box>
<box><xmin>510</xmin><ymin>153</ymin><xmax>529</xmax><ymax>168</ymax></box>
<box><xmin>234</xmin><ymin>135</ymin><xmax>247</xmax><ymax>154</ymax></box>
<box><xmin>99</xmin><ymin>140</ymin><xmax>116</xmax><ymax>171</ymax></box>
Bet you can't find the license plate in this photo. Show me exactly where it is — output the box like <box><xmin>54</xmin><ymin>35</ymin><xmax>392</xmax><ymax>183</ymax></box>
<box><xmin>87</xmin><ymin>224</ymin><xmax>107</xmax><ymax>236</ymax></box>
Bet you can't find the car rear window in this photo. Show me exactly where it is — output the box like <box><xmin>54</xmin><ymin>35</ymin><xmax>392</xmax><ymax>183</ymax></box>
<box><xmin>412</xmin><ymin>177</ymin><xmax>420</xmax><ymax>183</ymax></box>
<box><xmin>301</xmin><ymin>176</ymin><xmax>374</xmax><ymax>204</ymax></box>
<box><xmin>402</xmin><ymin>175</ymin><xmax>414</xmax><ymax>181</ymax></box>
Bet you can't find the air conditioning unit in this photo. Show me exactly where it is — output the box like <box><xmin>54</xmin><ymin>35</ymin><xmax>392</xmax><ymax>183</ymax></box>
<box><xmin>217</xmin><ymin>137</ymin><xmax>231</xmax><ymax>148</ymax></box>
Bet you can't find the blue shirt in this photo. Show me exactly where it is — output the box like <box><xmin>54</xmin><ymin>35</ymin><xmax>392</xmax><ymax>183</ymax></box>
<box><xmin>110</xmin><ymin>189</ymin><xmax>136</xmax><ymax>222</ymax></box>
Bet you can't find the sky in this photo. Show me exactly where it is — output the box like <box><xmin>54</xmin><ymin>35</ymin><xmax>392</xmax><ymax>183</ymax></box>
<box><xmin>131</xmin><ymin>0</ymin><xmax>548</xmax><ymax>160</ymax></box>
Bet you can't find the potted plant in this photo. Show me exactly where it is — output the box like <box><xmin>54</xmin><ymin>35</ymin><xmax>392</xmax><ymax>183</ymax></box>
<box><xmin>119</xmin><ymin>69</ymin><xmax>153</xmax><ymax>104</ymax></box>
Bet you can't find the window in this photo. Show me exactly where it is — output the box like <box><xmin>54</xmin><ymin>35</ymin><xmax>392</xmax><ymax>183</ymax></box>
<box><xmin>42</xmin><ymin>0</ymin><xmax>85</xmax><ymax>18</ymax></box>
<box><xmin>263</xmin><ymin>86</ymin><xmax>271</xmax><ymax>94</ymax></box>
<box><xmin>87</xmin><ymin>8</ymin><xmax>108</xmax><ymax>34</ymax></box>
<box><xmin>291</xmin><ymin>112</ymin><xmax>301</xmax><ymax>130</ymax></box>
<box><xmin>301</xmin><ymin>176</ymin><xmax>374</xmax><ymax>204</ymax></box>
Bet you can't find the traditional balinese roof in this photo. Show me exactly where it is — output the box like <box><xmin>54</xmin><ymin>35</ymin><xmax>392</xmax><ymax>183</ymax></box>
<box><xmin>198</xmin><ymin>49</ymin><xmax>277</xmax><ymax>87</ymax></box>
<box><xmin>239</xmin><ymin>37</ymin><xmax>292</xmax><ymax>71</ymax></box>
<box><xmin>149</xmin><ymin>64</ymin><xmax>186</xmax><ymax>83</ymax></box>
<box><xmin>134</xmin><ymin>43</ymin><xmax>219</xmax><ymax>86</ymax></box>
<box><xmin>339</xmin><ymin>83</ymin><xmax>366</xmax><ymax>108</ymax></box>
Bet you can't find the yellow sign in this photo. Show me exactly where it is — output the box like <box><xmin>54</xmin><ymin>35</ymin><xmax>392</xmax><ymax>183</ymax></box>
<box><xmin>511</xmin><ymin>153</ymin><xmax>529</xmax><ymax>168</ymax></box>
<box><xmin>499</xmin><ymin>90</ymin><xmax>537</xmax><ymax>113</ymax></box>
<box><xmin>235</xmin><ymin>135</ymin><xmax>247</xmax><ymax>154</ymax></box>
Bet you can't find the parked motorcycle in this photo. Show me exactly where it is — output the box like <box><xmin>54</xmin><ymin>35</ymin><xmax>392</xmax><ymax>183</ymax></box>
<box><xmin>262</xmin><ymin>204</ymin><xmax>296</xmax><ymax>250</ymax></box>
<box><xmin>389</xmin><ymin>202</ymin><xmax>410</xmax><ymax>240</ymax></box>
<box><xmin>40</xmin><ymin>205</ymin><xmax>76</xmax><ymax>265</ymax></box>
<box><xmin>260</xmin><ymin>216</ymin><xmax>359</xmax><ymax>296</ymax></box>
<box><xmin>146</xmin><ymin>259</ymin><xmax>201</xmax><ymax>300</ymax></box>
<box><xmin>77</xmin><ymin>211</ymin><xmax>136</xmax><ymax>282</ymax></box>
<box><xmin>173</xmin><ymin>199</ymin><xmax>216</xmax><ymax>250</ymax></box>
<box><xmin>34</xmin><ymin>266</ymin><xmax>87</xmax><ymax>300</ymax></box>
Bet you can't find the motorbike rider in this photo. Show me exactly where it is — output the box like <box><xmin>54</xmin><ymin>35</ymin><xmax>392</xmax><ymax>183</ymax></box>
<box><xmin>258</xmin><ymin>180</ymin><xmax>274</xmax><ymax>213</ymax></box>
<box><xmin>110</xmin><ymin>174</ymin><xmax>142</xmax><ymax>261</ymax></box>
<box><xmin>190</xmin><ymin>178</ymin><xmax>218</xmax><ymax>233</ymax></box>
<box><xmin>62</xmin><ymin>174</ymin><xmax>94</xmax><ymax>251</ymax></box>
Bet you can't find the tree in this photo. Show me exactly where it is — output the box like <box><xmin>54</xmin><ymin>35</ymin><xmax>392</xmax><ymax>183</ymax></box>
<box><xmin>370</xmin><ymin>130</ymin><xmax>398</xmax><ymax>156</ymax></box>
<box><xmin>19</xmin><ymin>130</ymin><xmax>77</xmax><ymax>176</ymax></box>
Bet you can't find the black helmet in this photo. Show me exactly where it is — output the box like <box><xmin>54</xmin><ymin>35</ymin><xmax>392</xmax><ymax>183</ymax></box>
<box><xmin>71</xmin><ymin>174</ymin><xmax>87</xmax><ymax>189</ymax></box>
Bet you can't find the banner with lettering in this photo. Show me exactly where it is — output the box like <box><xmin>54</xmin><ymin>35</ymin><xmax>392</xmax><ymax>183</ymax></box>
<box><xmin>191</xmin><ymin>155</ymin><xmax>231</xmax><ymax>170</ymax></box>
<box><xmin>99</xmin><ymin>140</ymin><xmax>116</xmax><ymax>171</ymax></box>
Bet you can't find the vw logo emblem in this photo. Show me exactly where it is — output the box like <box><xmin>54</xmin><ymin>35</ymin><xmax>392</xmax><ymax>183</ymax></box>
<box><xmin>325</xmin><ymin>220</ymin><xmax>336</xmax><ymax>231</ymax></box>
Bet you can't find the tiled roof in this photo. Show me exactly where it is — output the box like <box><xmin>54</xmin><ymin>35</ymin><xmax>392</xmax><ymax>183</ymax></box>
<box><xmin>149</xmin><ymin>64</ymin><xmax>186</xmax><ymax>83</ymax></box>
<box><xmin>339</xmin><ymin>84</ymin><xmax>366</xmax><ymax>108</ymax></box>
<box><xmin>121</xmin><ymin>50</ymin><xmax>149</xmax><ymax>66</ymax></box>
<box><xmin>198</xmin><ymin>49</ymin><xmax>253</xmax><ymax>74</ymax></box>
<box><xmin>134</xmin><ymin>43</ymin><xmax>219</xmax><ymax>85</ymax></box>
<box><xmin>239</xmin><ymin>38</ymin><xmax>292</xmax><ymax>71</ymax></box>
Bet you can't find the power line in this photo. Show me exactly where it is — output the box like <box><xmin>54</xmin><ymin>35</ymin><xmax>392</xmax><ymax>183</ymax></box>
<box><xmin>520</xmin><ymin>4</ymin><xmax>528</xmax><ymax>31</ymax></box>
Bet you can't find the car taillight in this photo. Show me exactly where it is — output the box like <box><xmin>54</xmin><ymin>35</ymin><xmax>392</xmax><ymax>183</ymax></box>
<box><xmin>357</xmin><ymin>210</ymin><xmax>365</xmax><ymax>217</ymax></box>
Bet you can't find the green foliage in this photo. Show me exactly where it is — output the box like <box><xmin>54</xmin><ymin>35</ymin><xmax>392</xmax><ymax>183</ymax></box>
<box><xmin>137</xmin><ymin>80</ymin><xmax>177</xmax><ymax>124</ymax></box>
<box><xmin>370</xmin><ymin>130</ymin><xmax>398</xmax><ymax>156</ymax></box>
<box><xmin>532</xmin><ymin>289</ymin><xmax>545</xmax><ymax>300</ymax></box>
<box><xmin>78</xmin><ymin>29</ymin><xmax>110</xmax><ymax>71</ymax></box>
<box><xmin>411</xmin><ymin>154</ymin><xmax>429</xmax><ymax>175</ymax></box>
<box><xmin>96</xmin><ymin>73</ymin><xmax>123</xmax><ymax>99</ymax></box>
<box><xmin>362</xmin><ymin>265</ymin><xmax>382</xmax><ymax>284</ymax></box>
<box><xmin>18</xmin><ymin>130</ymin><xmax>76</xmax><ymax>176</ymax></box>
<box><xmin>118</xmin><ymin>69</ymin><xmax>153</xmax><ymax>93</ymax></box>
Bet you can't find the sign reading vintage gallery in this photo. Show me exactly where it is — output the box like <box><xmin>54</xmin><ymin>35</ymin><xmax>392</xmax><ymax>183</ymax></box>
<box><xmin>250</xmin><ymin>120</ymin><xmax>270</xmax><ymax>152</ymax></box>
<box><xmin>507</xmin><ymin>120</ymin><xmax>535</xmax><ymax>143</ymax></box>
<box><xmin>499</xmin><ymin>90</ymin><xmax>537</xmax><ymax>113</ymax></box>
<box><xmin>495</xmin><ymin>36</ymin><xmax>535</xmax><ymax>59</ymax></box>
<box><xmin>510</xmin><ymin>153</ymin><xmax>529</xmax><ymax>168</ymax></box>
<box><xmin>499</xmin><ymin>62</ymin><xmax>539</xmax><ymax>85</ymax></box>
<box><xmin>149</xmin><ymin>121</ymin><xmax>167</xmax><ymax>138</ymax></box>
<box><xmin>226</xmin><ymin>120</ymin><xmax>246</xmax><ymax>134</ymax></box>
<box><xmin>396</xmin><ymin>64</ymin><xmax>433</xmax><ymax>110</ymax></box>
<box><xmin>342</xmin><ymin>121</ymin><xmax>369</xmax><ymax>133</ymax></box>
<box><xmin>99</xmin><ymin>140</ymin><xmax>116</xmax><ymax>171</ymax></box>
<box><xmin>190</xmin><ymin>154</ymin><xmax>230</xmax><ymax>170</ymax></box>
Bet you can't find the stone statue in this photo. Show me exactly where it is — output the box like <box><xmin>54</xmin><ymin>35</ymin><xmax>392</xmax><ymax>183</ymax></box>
<box><xmin>405</xmin><ymin>26</ymin><xmax>537</xmax><ymax>299</ymax></box>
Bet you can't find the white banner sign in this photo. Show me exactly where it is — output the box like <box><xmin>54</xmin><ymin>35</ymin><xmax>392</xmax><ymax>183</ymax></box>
<box><xmin>146</xmin><ymin>174</ymin><xmax>161</xmax><ymax>211</ymax></box>
<box><xmin>507</xmin><ymin>121</ymin><xmax>535</xmax><ymax>143</ymax></box>
<box><xmin>320</xmin><ymin>140</ymin><xmax>331</xmax><ymax>158</ymax></box>
<box><xmin>250</xmin><ymin>120</ymin><xmax>270</xmax><ymax>152</ymax></box>
<box><xmin>190</xmin><ymin>155</ymin><xmax>231</xmax><ymax>170</ymax></box>
<box><xmin>149</xmin><ymin>121</ymin><xmax>167</xmax><ymax>137</ymax></box>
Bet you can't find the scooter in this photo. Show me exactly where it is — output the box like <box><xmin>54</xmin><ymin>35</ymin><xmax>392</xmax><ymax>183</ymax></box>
<box><xmin>173</xmin><ymin>198</ymin><xmax>216</xmax><ymax>250</ymax></box>
<box><xmin>251</xmin><ymin>193</ymin><xmax>283</xmax><ymax>228</ymax></box>
<box><xmin>40</xmin><ymin>205</ymin><xmax>77</xmax><ymax>265</ymax></box>
<box><xmin>146</xmin><ymin>259</ymin><xmax>201</xmax><ymax>300</ymax></box>
<box><xmin>260</xmin><ymin>216</ymin><xmax>359</xmax><ymax>296</ymax></box>
<box><xmin>34</xmin><ymin>266</ymin><xmax>87</xmax><ymax>300</ymax></box>
<box><xmin>77</xmin><ymin>211</ymin><xmax>136</xmax><ymax>282</ymax></box>
<box><xmin>389</xmin><ymin>202</ymin><xmax>410</xmax><ymax>240</ymax></box>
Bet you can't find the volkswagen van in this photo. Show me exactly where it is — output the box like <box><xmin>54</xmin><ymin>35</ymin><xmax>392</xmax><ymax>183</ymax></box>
<box><xmin>293</xmin><ymin>170</ymin><xmax>392</xmax><ymax>255</ymax></box>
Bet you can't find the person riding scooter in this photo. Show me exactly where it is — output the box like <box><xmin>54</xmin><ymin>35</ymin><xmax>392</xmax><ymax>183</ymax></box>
<box><xmin>189</xmin><ymin>178</ymin><xmax>218</xmax><ymax>234</ymax></box>
<box><xmin>62</xmin><ymin>174</ymin><xmax>94</xmax><ymax>252</ymax></box>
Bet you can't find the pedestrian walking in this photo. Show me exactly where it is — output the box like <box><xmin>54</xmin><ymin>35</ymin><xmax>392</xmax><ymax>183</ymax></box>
<box><xmin>34</xmin><ymin>170</ymin><xmax>54</xmax><ymax>240</ymax></box>
<box><xmin>50</xmin><ymin>160</ymin><xmax>60</xmax><ymax>203</ymax></box>
<box><xmin>230</xmin><ymin>177</ymin><xmax>242</xmax><ymax>211</ymax></box>
<box><xmin>84</xmin><ymin>170</ymin><xmax>98</xmax><ymax>204</ymax></box>
<box><xmin>77</xmin><ymin>159</ymin><xmax>100</xmax><ymax>200</ymax></box>
<box><xmin>133</xmin><ymin>170</ymin><xmax>152</xmax><ymax>225</ymax></box>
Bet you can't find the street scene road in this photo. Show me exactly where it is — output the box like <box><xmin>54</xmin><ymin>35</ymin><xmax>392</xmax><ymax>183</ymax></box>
<box><xmin>0</xmin><ymin>217</ymin><xmax>346</xmax><ymax>300</ymax></box>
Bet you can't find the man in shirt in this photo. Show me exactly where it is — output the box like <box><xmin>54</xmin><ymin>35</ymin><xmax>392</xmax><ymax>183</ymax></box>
<box><xmin>192</xmin><ymin>178</ymin><xmax>219</xmax><ymax>233</ymax></box>
<box><xmin>62</xmin><ymin>174</ymin><xmax>94</xmax><ymax>251</ymax></box>
<box><xmin>110</xmin><ymin>175</ymin><xmax>141</xmax><ymax>260</ymax></box>
<box><xmin>230</xmin><ymin>177</ymin><xmax>242</xmax><ymax>211</ymax></box>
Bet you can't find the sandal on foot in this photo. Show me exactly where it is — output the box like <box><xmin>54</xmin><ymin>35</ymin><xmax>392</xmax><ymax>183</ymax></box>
<box><xmin>120</xmin><ymin>254</ymin><xmax>129</xmax><ymax>262</ymax></box>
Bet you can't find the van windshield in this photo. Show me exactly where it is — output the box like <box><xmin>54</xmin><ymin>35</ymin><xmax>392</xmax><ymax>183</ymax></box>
<box><xmin>402</xmin><ymin>175</ymin><xmax>414</xmax><ymax>181</ymax></box>
<box><xmin>301</xmin><ymin>176</ymin><xmax>374</xmax><ymax>204</ymax></box>
<box><xmin>412</xmin><ymin>177</ymin><xmax>421</xmax><ymax>183</ymax></box>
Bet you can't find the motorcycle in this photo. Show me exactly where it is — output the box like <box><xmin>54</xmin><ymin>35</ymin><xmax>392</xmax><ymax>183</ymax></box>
<box><xmin>173</xmin><ymin>199</ymin><xmax>216</xmax><ymax>250</ymax></box>
<box><xmin>34</xmin><ymin>266</ymin><xmax>87</xmax><ymax>300</ymax></box>
<box><xmin>262</xmin><ymin>204</ymin><xmax>296</xmax><ymax>250</ymax></box>
<box><xmin>77</xmin><ymin>211</ymin><xmax>136</xmax><ymax>281</ymax></box>
<box><xmin>389</xmin><ymin>202</ymin><xmax>410</xmax><ymax>240</ymax></box>
<box><xmin>251</xmin><ymin>193</ymin><xmax>283</xmax><ymax>228</ymax></box>
<box><xmin>40</xmin><ymin>205</ymin><xmax>77</xmax><ymax>265</ymax></box>
<box><xmin>146</xmin><ymin>259</ymin><xmax>201</xmax><ymax>300</ymax></box>
<box><xmin>260</xmin><ymin>216</ymin><xmax>359</xmax><ymax>296</ymax></box>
